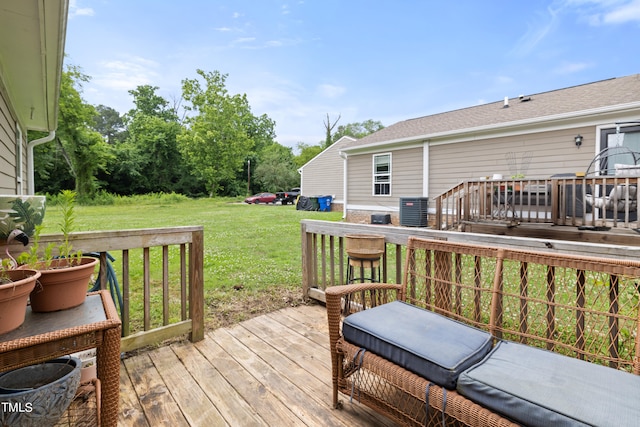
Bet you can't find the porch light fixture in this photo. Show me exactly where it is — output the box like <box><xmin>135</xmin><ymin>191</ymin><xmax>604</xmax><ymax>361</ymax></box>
<box><xmin>574</xmin><ymin>135</ymin><xmax>583</xmax><ymax>147</ymax></box>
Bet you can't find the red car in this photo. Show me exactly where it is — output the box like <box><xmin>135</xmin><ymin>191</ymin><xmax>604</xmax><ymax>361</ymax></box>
<box><xmin>244</xmin><ymin>192</ymin><xmax>277</xmax><ymax>204</ymax></box>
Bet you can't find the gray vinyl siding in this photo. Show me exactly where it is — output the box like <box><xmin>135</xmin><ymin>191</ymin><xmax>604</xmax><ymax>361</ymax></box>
<box><xmin>300</xmin><ymin>145</ymin><xmax>344</xmax><ymax>200</ymax></box>
<box><xmin>428</xmin><ymin>127</ymin><xmax>596</xmax><ymax>198</ymax></box>
<box><xmin>348</xmin><ymin>146</ymin><xmax>423</xmax><ymax>209</ymax></box>
<box><xmin>0</xmin><ymin>90</ymin><xmax>17</xmax><ymax>194</ymax></box>
<box><xmin>300</xmin><ymin>137</ymin><xmax>356</xmax><ymax>201</ymax></box>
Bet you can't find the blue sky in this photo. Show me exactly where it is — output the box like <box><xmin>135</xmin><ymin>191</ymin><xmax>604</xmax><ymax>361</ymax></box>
<box><xmin>64</xmin><ymin>0</ymin><xmax>640</xmax><ymax>150</ymax></box>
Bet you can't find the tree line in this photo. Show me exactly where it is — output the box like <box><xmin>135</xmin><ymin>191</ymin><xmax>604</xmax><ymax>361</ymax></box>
<box><xmin>30</xmin><ymin>65</ymin><xmax>383</xmax><ymax>201</ymax></box>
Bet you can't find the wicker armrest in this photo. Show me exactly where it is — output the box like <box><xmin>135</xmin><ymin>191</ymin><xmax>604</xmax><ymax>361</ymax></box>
<box><xmin>326</xmin><ymin>283</ymin><xmax>402</xmax><ymax>348</ymax></box>
<box><xmin>325</xmin><ymin>282</ymin><xmax>403</xmax><ymax>298</ymax></box>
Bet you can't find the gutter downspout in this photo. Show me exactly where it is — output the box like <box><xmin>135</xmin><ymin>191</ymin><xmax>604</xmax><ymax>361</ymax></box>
<box><xmin>27</xmin><ymin>131</ymin><xmax>55</xmax><ymax>195</ymax></box>
<box><xmin>16</xmin><ymin>122</ymin><xmax>23</xmax><ymax>195</ymax></box>
<box><xmin>339</xmin><ymin>150</ymin><xmax>348</xmax><ymax>219</ymax></box>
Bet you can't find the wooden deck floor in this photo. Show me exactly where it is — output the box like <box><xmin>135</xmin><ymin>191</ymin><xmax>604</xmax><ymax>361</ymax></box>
<box><xmin>118</xmin><ymin>303</ymin><xmax>397</xmax><ymax>426</ymax></box>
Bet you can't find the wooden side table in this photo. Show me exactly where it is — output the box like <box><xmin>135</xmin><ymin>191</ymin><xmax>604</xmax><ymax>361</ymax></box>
<box><xmin>0</xmin><ymin>290</ymin><xmax>121</xmax><ymax>427</ymax></box>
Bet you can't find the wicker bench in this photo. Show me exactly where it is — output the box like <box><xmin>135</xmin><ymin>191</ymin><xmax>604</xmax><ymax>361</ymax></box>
<box><xmin>326</xmin><ymin>237</ymin><xmax>640</xmax><ymax>426</ymax></box>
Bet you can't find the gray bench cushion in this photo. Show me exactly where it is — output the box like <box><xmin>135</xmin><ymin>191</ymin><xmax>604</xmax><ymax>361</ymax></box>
<box><xmin>342</xmin><ymin>301</ymin><xmax>493</xmax><ymax>389</ymax></box>
<box><xmin>457</xmin><ymin>341</ymin><xmax>640</xmax><ymax>427</ymax></box>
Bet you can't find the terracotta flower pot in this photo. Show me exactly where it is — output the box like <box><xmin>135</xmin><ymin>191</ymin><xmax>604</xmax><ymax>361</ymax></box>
<box><xmin>0</xmin><ymin>269</ymin><xmax>41</xmax><ymax>335</ymax></box>
<box><xmin>29</xmin><ymin>257</ymin><xmax>99</xmax><ymax>313</ymax></box>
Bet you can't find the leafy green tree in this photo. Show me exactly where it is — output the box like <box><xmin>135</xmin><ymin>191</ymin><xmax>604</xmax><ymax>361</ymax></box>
<box><xmin>128</xmin><ymin>114</ymin><xmax>184</xmax><ymax>192</ymax></box>
<box><xmin>332</xmin><ymin>119</ymin><xmax>384</xmax><ymax>143</ymax></box>
<box><xmin>100</xmin><ymin>85</ymin><xmax>199</xmax><ymax>195</ymax></box>
<box><xmin>128</xmin><ymin>85</ymin><xmax>176</xmax><ymax>120</ymax></box>
<box><xmin>93</xmin><ymin>105</ymin><xmax>125</xmax><ymax>144</ymax></box>
<box><xmin>254</xmin><ymin>144</ymin><xmax>300</xmax><ymax>192</ymax></box>
<box><xmin>294</xmin><ymin>142</ymin><xmax>323</xmax><ymax>168</ymax></box>
<box><xmin>179</xmin><ymin>70</ymin><xmax>275</xmax><ymax>196</ymax></box>
<box><xmin>35</xmin><ymin>65</ymin><xmax>112</xmax><ymax>199</ymax></box>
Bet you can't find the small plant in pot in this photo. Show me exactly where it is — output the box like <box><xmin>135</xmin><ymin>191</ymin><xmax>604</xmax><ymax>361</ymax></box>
<box><xmin>0</xmin><ymin>266</ymin><xmax>41</xmax><ymax>335</ymax></box>
<box><xmin>19</xmin><ymin>190</ymin><xmax>98</xmax><ymax>313</ymax></box>
<box><xmin>0</xmin><ymin>230</ymin><xmax>41</xmax><ymax>335</ymax></box>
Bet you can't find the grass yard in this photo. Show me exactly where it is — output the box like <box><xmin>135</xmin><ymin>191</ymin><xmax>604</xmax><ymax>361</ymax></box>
<box><xmin>40</xmin><ymin>197</ymin><xmax>343</xmax><ymax>330</ymax></box>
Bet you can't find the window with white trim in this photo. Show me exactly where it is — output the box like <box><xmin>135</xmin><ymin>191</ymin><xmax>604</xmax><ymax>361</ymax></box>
<box><xmin>599</xmin><ymin>125</ymin><xmax>640</xmax><ymax>175</ymax></box>
<box><xmin>373</xmin><ymin>153</ymin><xmax>391</xmax><ymax>195</ymax></box>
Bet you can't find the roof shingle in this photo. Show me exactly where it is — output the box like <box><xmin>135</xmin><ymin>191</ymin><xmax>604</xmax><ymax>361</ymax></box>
<box><xmin>344</xmin><ymin>74</ymin><xmax>640</xmax><ymax>150</ymax></box>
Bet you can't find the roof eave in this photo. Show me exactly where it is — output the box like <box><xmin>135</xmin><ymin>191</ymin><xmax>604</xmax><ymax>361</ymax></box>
<box><xmin>0</xmin><ymin>0</ymin><xmax>69</xmax><ymax>132</ymax></box>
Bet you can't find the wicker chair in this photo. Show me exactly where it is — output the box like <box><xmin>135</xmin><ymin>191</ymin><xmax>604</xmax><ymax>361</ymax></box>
<box><xmin>326</xmin><ymin>237</ymin><xmax>640</xmax><ymax>426</ymax></box>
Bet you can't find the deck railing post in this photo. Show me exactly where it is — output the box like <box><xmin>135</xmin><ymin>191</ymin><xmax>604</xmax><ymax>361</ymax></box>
<box><xmin>189</xmin><ymin>228</ymin><xmax>204</xmax><ymax>342</ymax></box>
<box><xmin>301</xmin><ymin>222</ymin><xmax>313</xmax><ymax>299</ymax></box>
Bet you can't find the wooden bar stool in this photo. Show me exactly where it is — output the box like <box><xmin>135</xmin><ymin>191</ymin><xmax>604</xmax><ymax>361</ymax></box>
<box><xmin>346</xmin><ymin>254</ymin><xmax>382</xmax><ymax>283</ymax></box>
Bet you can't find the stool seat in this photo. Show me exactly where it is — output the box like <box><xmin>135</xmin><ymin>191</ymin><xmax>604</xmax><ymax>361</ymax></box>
<box><xmin>346</xmin><ymin>254</ymin><xmax>382</xmax><ymax>284</ymax></box>
<box><xmin>348</xmin><ymin>257</ymin><xmax>380</xmax><ymax>268</ymax></box>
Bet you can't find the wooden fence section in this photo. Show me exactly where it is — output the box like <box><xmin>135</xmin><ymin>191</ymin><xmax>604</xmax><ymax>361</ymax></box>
<box><xmin>35</xmin><ymin>226</ymin><xmax>204</xmax><ymax>352</ymax></box>
<box><xmin>434</xmin><ymin>177</ymin><xmax>640</xmax><ymax>231</ymax></box>
<box><xmin>301</xmin><ymin>220</ymin><xmax>640</xmax><ymax>303</ymax></box>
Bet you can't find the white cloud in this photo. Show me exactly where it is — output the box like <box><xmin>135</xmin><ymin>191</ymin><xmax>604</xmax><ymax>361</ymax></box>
<box><xmin>316</xmin><ymin>84</ymin><xmax>346</xmax><ymax>99</ymax></box>
<box><xmin>560</xmin><ymin>0</ymin><xmax>640</xmax><ymax>25</ymax></box>
<box><xmin>512</xmin><ymin>7</ymin><xmax>560</xmax><ymax>56</ymax></box>
<box><xmin>93</xmin><ymin>57</ymin><xmax>160</xmax><ymax>91</ymax></box>
<box><xmin>234</xmin><ymin>37</ymin><xmax>257</xmax><ymax>44</ymax></box>
<box><xmin>554</xmin><ymin>61</ymin><xmax>592</xmax><ymax>74</ymax></box>
<box><xmin>68</xmin><ymin>0</ymin><xmax>94</xmax><ymax>18</ymax></box>
<box><xmin>602</xmin><ymin>0</ymin><xmax>640</xmax><ymax>23</ymax></box>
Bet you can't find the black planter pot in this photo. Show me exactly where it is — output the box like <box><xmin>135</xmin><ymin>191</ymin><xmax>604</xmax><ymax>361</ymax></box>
<box><xmin>0</xmin><ymin>357</ymin><xmax>81</xmax><ymax>427</ymax></box>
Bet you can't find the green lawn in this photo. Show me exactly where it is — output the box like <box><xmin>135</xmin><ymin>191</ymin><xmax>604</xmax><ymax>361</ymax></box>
<box><xmin>41</xmin><ymin>197</ymin><xmax>343</xmax><ymax>329</ymax></box>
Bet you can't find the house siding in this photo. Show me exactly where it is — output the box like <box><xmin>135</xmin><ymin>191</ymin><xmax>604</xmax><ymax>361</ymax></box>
<box><xmin>348</xmin><ymin>146</ymin><xmax>424</xmax><ymax>209</ymax></box>
<box><xmin>0</xmin><ymin>90</ymin><xmax>18</xmax><ymax>194</ymax></box>
<box><xmin>428</xmin><ymin>126</ymin><xmax>596</xmax><ymax>198</ymax></box>
<box><xmin>299</xmin><ymin>136</ymin><xmax>356</xmax><ymax>208</ymax></box>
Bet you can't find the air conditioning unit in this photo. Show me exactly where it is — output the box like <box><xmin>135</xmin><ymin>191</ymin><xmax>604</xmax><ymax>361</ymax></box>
<box><xmin>399</xmin><ymin>197</ymin><xmax>428</xmax><ymax>227</ymax></box>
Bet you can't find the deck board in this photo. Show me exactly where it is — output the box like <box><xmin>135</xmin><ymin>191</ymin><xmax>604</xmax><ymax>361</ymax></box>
<box><xmin>119</xmin><ymin>303</ymin><xmax>396</xmax><ymax>426</ymax></box>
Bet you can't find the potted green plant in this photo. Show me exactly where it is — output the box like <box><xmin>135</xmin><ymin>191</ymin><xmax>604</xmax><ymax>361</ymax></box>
<box><xmin>0</xmin><ymin>268</ymin><xmax>41</xmax><ymax>335</ymax></box>
<box><xmin>0</xmin><ymin>194</ymin><xmax>46</xmax><ymax>243</ymax></box>
<box><xmin>20</xmin><ymin>190</ymin><xmax>98</xmax><ymax>313</ymax></box>
<box><xmin>0</xmin><ymin>229</ymin><xmax>41</xmax><ymax>335</ymax></box>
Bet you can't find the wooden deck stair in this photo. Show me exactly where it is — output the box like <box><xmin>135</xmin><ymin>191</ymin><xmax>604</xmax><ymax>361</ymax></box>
<box><xmin>118</xmin><ymin>304</ymin><xmax>396</xmax><ymax>426</ymax></box>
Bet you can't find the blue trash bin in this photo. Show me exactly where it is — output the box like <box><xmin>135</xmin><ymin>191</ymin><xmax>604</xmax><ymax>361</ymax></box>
<box><xmin>318</xmin><ymin>195</ymin><xmax>333</xmax><ymax>212</ymax></box>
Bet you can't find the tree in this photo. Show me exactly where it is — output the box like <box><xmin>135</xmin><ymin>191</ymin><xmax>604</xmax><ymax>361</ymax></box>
<box><xmin>178</xmin><ymin>70</ymin><xmax>275</xmax><ymax>196</ymax></box>
<box><xmin>114</xmin><ymin>85</ymin><xmax>188</xmax><ymax>194</ymax></box>
<box><xmin>332</xmin><ymin>119</ymin><xmax>384</xmax><ymax>143</ymax></box>
<box><xmin>294</xmin><ymin>142</ymin><xmax>323</xmax><ymax>168</ymax></box>
<box><xmin>127</xmin><ymin>85</ymin><xmax>176</xmax><ymax>120</ymax></box>
<box><xmin>323</xmin><ymin>113</ymin><xmax>341</xmax><ymax>148</ymax></box>
<box><xmin>40</xmin><ymin>65</ymin><xmax>112</xmax><ymax>199</ymax></box>
<box><xmin>254</xmin><ymin>144</ymin><xmax>300</xmax><ymax>192</ymax></box>
<box><xmin>93</xmin><ymin>105</ymin><xmax>125</xmax><ymax>144</ymax></box>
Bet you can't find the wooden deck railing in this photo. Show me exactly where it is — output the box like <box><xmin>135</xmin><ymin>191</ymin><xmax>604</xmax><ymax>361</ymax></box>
<box><xmin>434</xmin><ymin>177</ymin><xmax>640</xmax><ymax>230</ymax></box>
<box><xmin>32</xmin><ymin>226</ymin><xmax>205</xmax><ymax>352</ymax></box>
<box><xmin>301</xmin><ymin>220</ymin><xmax>640</xmax><ymax>303</ymax></box>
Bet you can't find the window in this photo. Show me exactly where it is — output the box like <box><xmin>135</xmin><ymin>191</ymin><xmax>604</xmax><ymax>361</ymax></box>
<box><xmin>373</xmin><ymin>153</ymin><xmax>391</xmax><ymax>195</ymax></box>
<box><xmin>599</xmin><ymin>125</ymin><xmax>640</xmax><ymax>175</ymax></box>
